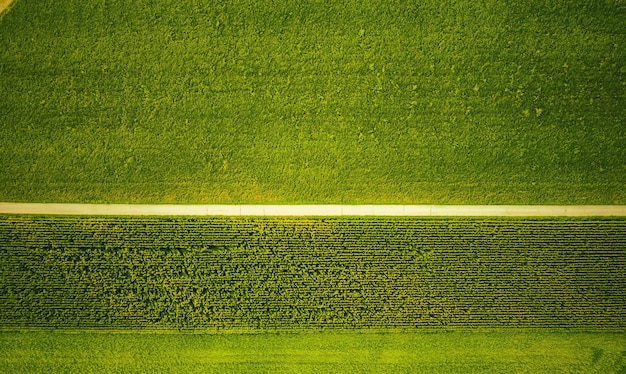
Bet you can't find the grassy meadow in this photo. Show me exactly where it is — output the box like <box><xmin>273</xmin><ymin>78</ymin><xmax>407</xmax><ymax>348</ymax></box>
<box><xmin>1</xmin><ymin>329</ymin><xmax>625</xmax><ymax>373</ymax></box>
<box><xmin>0</xmin><ymin>0</ymin><xmax>624</xmax><ymax>203</ymax></box>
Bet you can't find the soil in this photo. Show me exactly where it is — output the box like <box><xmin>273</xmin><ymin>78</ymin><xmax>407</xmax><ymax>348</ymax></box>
<box><xmin>0</xmin><ymin>0</ymin><xmax>14</xmax><ymax>15</ymax></box>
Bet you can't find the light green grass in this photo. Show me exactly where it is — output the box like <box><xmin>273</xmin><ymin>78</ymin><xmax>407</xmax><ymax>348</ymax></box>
<box><xmin>0</xmin><ymin>329</ymin><xmax>624</xmax><ymax>373</ymax></box>
<box><xmin>0</xmin><ymin>0</ymin><xmax>624</xmax><ymax>204</ymax></box>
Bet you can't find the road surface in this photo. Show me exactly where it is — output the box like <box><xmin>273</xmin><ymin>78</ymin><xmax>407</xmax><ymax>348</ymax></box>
<box><xmin>0</xmin><ymin>203</ymin><xmax>625</xmax><ymax>216</ymax></box>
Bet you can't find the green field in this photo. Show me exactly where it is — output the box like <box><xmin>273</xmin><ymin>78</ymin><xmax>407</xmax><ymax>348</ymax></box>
<box><xmin>2</xmin><ymin>1</ymin><xmax>626</xmax><ymax>372</ymax></box>
<box><xmin>1</xmin><ymin>216</ymin><xmax>624</xmax><ymax>329</ymax></box>
<box><xmin>1</xmin><ymin>329</ymin><xmax>625</xmax><ymax>373</ymax></box>
<box><xmin>1</xmin><ymin>0</ymin><xmax>625</xmax><ymax>204</ymax></box>
<box><xmin>1</xmin><ymin>216</ymin><xmax>624</xmax><ymax>371</ymax></box>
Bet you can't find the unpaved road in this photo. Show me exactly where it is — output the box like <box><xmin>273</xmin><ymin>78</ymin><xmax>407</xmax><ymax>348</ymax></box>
<box><xmin>0</xmin><ymin>203</ymin><xmax>624</xmax><ymax>216</ymax></box>
<box><xmin>0</xmin><ymin>0</ymin><xmax>14</xmax><ymax>14</ymax></box>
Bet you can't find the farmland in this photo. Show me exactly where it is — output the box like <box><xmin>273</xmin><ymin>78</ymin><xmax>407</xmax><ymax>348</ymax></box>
<box><xmin>1</xmin><ymin>216</ymin><xmax>624</xmax><ymax>329</ymax></box>
<box><xmin>1</xmin><ymin>329</ymin><xmax>625</xmax><ymax>373</ymax></box>
<box><xmin>1</xmin><ymin>0</ymin><xmax>625</xmax><ymax>371</ymax></box>
<box><xmin>1</xmin><ymin>0</ymin><xmax>625</xmax><ymax>204</ymax></box>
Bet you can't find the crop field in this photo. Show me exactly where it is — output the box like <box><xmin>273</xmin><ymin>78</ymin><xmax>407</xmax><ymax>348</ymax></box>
<box><xmin>1</xmin><ymin>216</ymin><xmax>624</xmax><ymax>329</ymax></box>
<box><xmin>1</xmin><ymin>0</ymin><xmax>625</xmax><ymax>204</ymax></box>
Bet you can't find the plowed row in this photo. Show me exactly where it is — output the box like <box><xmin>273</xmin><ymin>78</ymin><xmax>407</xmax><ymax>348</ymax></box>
<box><xmin>0</xmin><ymin>216</ymin><xmax>624</xmax><ymax>329</ymax></box>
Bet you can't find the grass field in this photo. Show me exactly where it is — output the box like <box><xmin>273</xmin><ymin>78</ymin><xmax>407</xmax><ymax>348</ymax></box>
<box><xmin>1</xmin><ymin>0</ymin><xmax>625</xmax><ymax>204</ymax></box>
<box><xmin>0</xmin><ymin>329</ymin><xmax>625</xmax><ymax>373</ymax></box>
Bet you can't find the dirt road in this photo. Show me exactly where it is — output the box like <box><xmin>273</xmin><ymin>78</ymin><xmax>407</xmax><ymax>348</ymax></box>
<box><xmin>0</xmin><ymin>0</ymin><xmax>14</xmax><ymax>15</ymax></box>
<box><xmin>0</xmin><ymin>203</ymin><xmax>624</xmax><ymax>216</ymax></box>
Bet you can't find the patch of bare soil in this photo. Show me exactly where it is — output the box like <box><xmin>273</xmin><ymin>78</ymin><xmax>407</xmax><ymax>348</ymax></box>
<box><xmin>0</xmin><ymin>0</ymin><xmax>14</xmax><ymax>15</ymax></box>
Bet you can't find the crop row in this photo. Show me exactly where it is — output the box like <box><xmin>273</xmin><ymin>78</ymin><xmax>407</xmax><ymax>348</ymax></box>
<box><xmin>0</xmin><ymin>216</ymin><xmax>624</xmax><ymax>329</ymax></box>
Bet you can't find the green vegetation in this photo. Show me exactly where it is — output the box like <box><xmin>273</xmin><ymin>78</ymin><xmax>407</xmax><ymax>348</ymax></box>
<box><xmin>1</xmin><ymin>216</ymin><xmax>624</xmax><ymax>329</ymax></box>
<box><xmin>1</xmin><ymin>1</ymin><xmax>625</xmax><ymax>371</ymax></box>
<box><xmin>0</xmin><ymin>0</ymin><xmax>624</xmax><ymax>204</ymax></box>
<box><xmin>0</xmin><ymin>329</ymin><xmax>625</xmax><ymax>373</ymax></box>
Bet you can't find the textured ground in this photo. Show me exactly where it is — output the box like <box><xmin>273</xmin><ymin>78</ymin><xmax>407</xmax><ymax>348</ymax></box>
<box><xmin>1</xmin><ymin>216</ymin><xmax>624</xmax><ymax>329</ymax></box>
<box><xmin>1</xmin><ymin>0</ymin><xmax>624</xmax><ymax>204</ymax></box>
